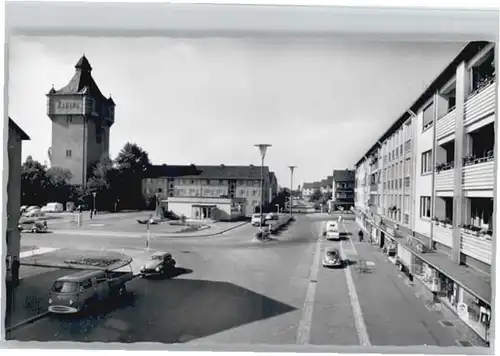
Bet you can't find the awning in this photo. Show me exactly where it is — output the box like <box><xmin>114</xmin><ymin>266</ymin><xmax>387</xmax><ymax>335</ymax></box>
<box><xmin>192</xmin><ymin>204</ymin><xmax>217</xmax><ymax>208</ymax></box>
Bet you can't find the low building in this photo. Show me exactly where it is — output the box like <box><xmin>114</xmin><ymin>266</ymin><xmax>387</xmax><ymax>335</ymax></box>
<box><xmin>142</xmin><ymin>164</ymin><xmax>273</xmax><ymax>219</ymax></box>
<box><xmin>320</xmin><ymin>176</ymin><xmax>333</xmax><ymax>194</ymax></box>
<box><xmin>6</xmin><ymin>118</ymin><xmax>30</xmax><ymax>285</ymax></box>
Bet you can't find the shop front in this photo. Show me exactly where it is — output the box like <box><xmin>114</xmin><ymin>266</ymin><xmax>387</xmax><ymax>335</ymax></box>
<box><xmin>456</xmin><ymin>287</ymin><xmax>491</xmax><ymax>343</ymax></box>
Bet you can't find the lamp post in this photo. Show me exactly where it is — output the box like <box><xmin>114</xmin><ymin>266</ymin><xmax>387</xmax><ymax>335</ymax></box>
<box><xmin>254</xmin><ymin>144</ymin><xmax>272</xmax><ymax>231</ymax></box>
<box><xmin>92</xmin><ymin>192</ymin><xmax>97</xmax><ymax>213</ymax></box>
<box><xmin>288</xmin><ymin>166</ymin><xmax>297</xmax><ymax>217</ymax></box>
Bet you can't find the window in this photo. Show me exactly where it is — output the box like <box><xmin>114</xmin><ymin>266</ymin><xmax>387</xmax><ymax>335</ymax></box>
<box><xmin>422</xmin><ymin>102</ymin><xmax>434</xmax><ymax>131</ymax></box>
<box><xmin>470</xmin><ymin>49</ymin><xmax>495</xmax><ymax>93</ymax></box>
<box><xmin>66</xmin><ymin>116</ymin><xmax>72</xmax><ymax>124</ymax></box>
<box><xmin>252</xmin><ymin>190</ymin><xmax>257</xmax><ymax>196</ymax></box>
<box><xmin>65</xmin><ymin>149</ymin><xmax>72</xmax><ymax>158</ymax></box>
<box><xmin>421</xmin><ymin>150</ymin><xmax>433</xmax><ymax>174</ymax></box>
<box><xmin>404</xmin><ymin>158</ymin><xmax>411</xmax><ymax>176</ymax></box>
<box><xmin>420</xmin><ymin>196</ymin><xmax>431</xmax><ymax>218</ymax></box>
<box><xmin>219</xmin><ymin>180</ymin><xmax>223</xmax><ymax>184</ymax></box>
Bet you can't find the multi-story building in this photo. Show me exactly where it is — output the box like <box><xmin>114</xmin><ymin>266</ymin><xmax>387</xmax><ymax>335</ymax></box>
<box><xmin>331</xmin><ymin>169</ymin><xmax>355</xmax><ymax>210</ymax></box>
<box><xmin>354</xmin><ymin>41</ymin><xmax>494</xmax><ymax>344</ymax></box>
<box><xmin>268</xmin><ymin>171</ymin><xmax>279</xmax><ymax>203</ymax></box>
<box><xmin>320</xmin><ymin>176</ymin><xmax>333</xmax><ymax>194</ymax></box>
<box><xmin>46</xmin><ymin>55</ymin><xmax>115</xmax><ymax>187</ymax></box>
<box><xmin>302</xmin><ymin>181</ymin><xmax>321</xmax><ymax>200</ymax></box>
<box><xmin>6</xmin><ymin>118</ymin><xmax>30</xmax><ymax>285</ymax></box>
<box><xmin>142</xmin><ymin>164</ymin><xmax>274</xmax><ymax>219</ymax></box>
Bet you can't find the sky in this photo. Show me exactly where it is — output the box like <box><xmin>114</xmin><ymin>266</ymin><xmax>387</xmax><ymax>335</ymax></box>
<box><xmin>8</xmin><ymin>36</ymin><xmax>465</xmax><ymax>188</ymax></box>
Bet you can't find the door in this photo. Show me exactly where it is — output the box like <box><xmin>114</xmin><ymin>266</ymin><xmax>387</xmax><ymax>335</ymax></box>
<box><xmin>380</xmin><ymin>232</ymin><xmax>385</xmax><ymax>248</ymax></box>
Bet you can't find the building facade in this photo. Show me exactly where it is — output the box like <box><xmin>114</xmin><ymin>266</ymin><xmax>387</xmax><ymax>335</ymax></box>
<box><xmin>332</xmin><ymin>169</ymin><xmax>355</xmax><ymax>210</ymax></box>
<box><xmin>142</xmin><ymin>164</ymin><xmax>274</xmax><ymax>219</ymax></box>
<box><xmin>354</xmin><ymin>42</ymin><xmax>495</xmax><ymax>343</ymax></box>
<box><xmin>6</xmin><ymin>118</ymin><xmax>30</xmax><ymax>284</ymax></box>
<box><xmin>46</xmin><ymin>55</ymin><xmax>115</xmax><ymax>187</ymax></box>
<box><xmin>302</xmin><ymin>181</ymin><xmax>321</xmax><ymax>200</ymax></box>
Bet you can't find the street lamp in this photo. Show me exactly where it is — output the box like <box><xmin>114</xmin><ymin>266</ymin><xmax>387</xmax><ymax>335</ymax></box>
<box><xmin>288</xmin><ymin>165</ymin><xmax>297</xmax><ymax>217</ymax></box>
<box><xmin>254</xmin><ymin>144</ymin><xmax>272</xmax><ymax>231</ymax></box>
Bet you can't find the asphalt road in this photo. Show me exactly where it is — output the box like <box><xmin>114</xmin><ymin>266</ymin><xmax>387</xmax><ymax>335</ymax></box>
<box><xmin>7</xmin><ymin>214</ymin><xmax>487</xmax><ymax>348</ymax></box>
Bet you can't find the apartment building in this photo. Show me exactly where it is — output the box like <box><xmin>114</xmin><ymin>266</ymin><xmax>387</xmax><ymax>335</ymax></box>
<box><xmin>354</xmin><ymin>42</ymin><xmax>495</xmax><ymax>344</ymax></box>
<box><xmin>142</xmin><ymin>164</ymin><xmax>274</xmax><ymax>219</ymax></box>
<box><xmin>320</xmin><ymin>176</ymin><xmax>333</xmax><ymax>194</ymax></box>
<box><xmin>332</xmin><ymin>169</ymin><xmax>355</xmax><ymax>210</ymax></box>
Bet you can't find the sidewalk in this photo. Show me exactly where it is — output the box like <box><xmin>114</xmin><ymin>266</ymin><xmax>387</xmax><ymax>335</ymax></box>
<box><xmin>344</xmin><ymin>220</ymin><xmax>488</xmax><ymax>347</ymax></box>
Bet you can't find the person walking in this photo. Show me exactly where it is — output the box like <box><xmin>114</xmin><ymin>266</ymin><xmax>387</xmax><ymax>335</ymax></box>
<box><xmin>358</xmin><ymin>229</ymin><xmax>364</xmax><ymax>242</ymax></box>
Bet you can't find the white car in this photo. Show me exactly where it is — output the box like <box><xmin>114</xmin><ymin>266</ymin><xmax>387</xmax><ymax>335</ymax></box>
<box><xmin>251</xmin><ymin>213</ymin><xmax>265</xmax><ymax>226</ymax></box>
<box><xmin>324</xmin><ymin>221</ymin><xmax>340</xmax><ymax>240</ymax></box>
<box><xmin>265</xmin><ymin>212</ymin><xmax>279</xmax><ymax>221</ymax></box>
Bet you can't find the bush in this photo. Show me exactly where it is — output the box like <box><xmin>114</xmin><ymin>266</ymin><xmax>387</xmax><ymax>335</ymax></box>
<box><xmin>255</xmin><ymin>231</ymin><xmax>263</xmax><ymax>239</ymax></box>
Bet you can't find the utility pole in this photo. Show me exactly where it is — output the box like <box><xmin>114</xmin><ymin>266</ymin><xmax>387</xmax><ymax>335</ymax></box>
<box><xmin>288</xmin><ymin>165</ymin><xmax>297</xmax><ymax>217</ymax></box>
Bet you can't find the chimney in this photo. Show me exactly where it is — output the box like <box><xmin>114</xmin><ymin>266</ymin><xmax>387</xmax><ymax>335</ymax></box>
<box><xmin>220</xmin><ymin>164</ymin><xmax>225</xmax><ymax>169</ymax></box>
<box><xmin>250</xmin><ymin>164</ymin><xmax>254</xmax><ymax>168</ymax></box>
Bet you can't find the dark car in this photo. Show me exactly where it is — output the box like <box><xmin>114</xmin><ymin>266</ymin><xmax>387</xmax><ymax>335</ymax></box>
<box><xmin>140</xmin><ymin>251</ymin><xmax>176</xmax><ymax>277</ymax></box>
<box><xmin>322</xmin><ymin>247</ymin><xmax>344</xmax><ymax>268</ymax></box>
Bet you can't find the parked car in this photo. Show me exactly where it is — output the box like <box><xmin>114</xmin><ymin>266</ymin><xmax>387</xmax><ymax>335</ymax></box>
<box><xmin>140</xmin><ymin>251</ymin><xmax>176</xmax><ymax>277</ymax></box>
<box><xmin>25</xmin><ymin>208</ymin><xmax>45</xmax><ymax>218</ymax></box>
<box><xmin>322</xmin><ymin>247</ymin><xmax>344</xmax><ymax>268</ymax></box>
<box><xmin>48</xmin><ymin>268</ymin><xmax>133</xmax><ymax>314</ymax></box>
<box><xmin>41</xmin><ymin>202</ymin><xmax>64</xmax><ymax>213</ymax></box>
<box><xmin>265</xmin><ymin>212</ymin><xmax>279</xmax><ymax>221</ymax></box>
<box><xmin>251</xmin><ymin>213</ymin><xmax>265</xmax><ymax>226</ymax></box>
<box><xmin>20</xmin><ymin>205</ymin><xmax>28</xmax><ymax>214</ymax></box>
<box><xmin>18</xmin><ymin>219</ymin><xmax>48</xmax><ymax>233</ymax></box>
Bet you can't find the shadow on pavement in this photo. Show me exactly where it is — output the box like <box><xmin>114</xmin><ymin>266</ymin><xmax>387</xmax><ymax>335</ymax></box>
<box><xmin>8</xmin><ymin>278</ymin><xmax>297</xmax><ymax>343</ymax></box>
<box><xmin>143</xmin><ymin>267</ymin><xmax>194</xmax><ymax>280</ymax></box>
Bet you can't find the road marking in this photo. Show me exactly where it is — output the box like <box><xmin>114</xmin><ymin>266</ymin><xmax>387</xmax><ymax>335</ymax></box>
<box><xmin>343</xmin><ymin>222</ymin><xmax>358</xmax><ymax>256</ymax></box>
<box><xmin>340</xmin><ymin>232</ymin><xmax>371</xmax><ymax>347</ymax></box>
<box><xmin>296</xmin><ymin>228</ymin><xmax>322</xmax><ymax>345</ymax></box>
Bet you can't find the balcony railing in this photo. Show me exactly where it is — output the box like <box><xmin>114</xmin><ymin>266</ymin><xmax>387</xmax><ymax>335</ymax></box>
<box><xmin>432</xmin><ymin>224</ymin><xmax>453</xmax><ymax>248</ymax></box>
<box><xmin>462</xmin><ymin>153</ymin><xmax>495</xmax><ymax>191</ymax></box>
<box><xmin>464</xmin><ymin>77</ymin><xmax>496</xmax><ymax>127</ymax></box>
<box><xmin>460</xmin><ymin>229</ymin><xmax>492</xmax><ymax>265</ymax></box>
<box><xmin>435</xmin><ymin>168</ymin><xmax>455</xmax><ymax>191</ymax></box>
<box><xmin>436</xmin><ymin>107</ymin><xmax>456</xmax><ymax>141</ymax></box>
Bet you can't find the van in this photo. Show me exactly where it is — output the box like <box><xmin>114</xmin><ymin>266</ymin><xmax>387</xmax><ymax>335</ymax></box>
<box><xmin>251</xmin><ymin>213</ymin><xmax>264</xmax><ymax>226</ymax></box>
<box><xmin>48</xmin><ymin>268</ymin><xmax>132</xmax><ymax>314</ymax></box>
<box><xmin>41</xmin><ymin>202</ymin><xmax>64</xmax><ymax>213</ymax></box>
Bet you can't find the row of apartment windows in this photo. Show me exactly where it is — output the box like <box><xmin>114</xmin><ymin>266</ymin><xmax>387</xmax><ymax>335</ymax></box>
<box><xmin>145</xmin><ymin>178</ymin><xmax>262</xmax><ymax>186</ymax></box>
<box><xmin>145</xmin><ymin>187</ymin><xmax>261</xmax><ymax>196</ymax></box>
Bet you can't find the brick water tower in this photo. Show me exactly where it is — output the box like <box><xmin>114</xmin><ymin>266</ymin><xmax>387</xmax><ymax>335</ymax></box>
<box><xmin>46</xmin><ymin>55</ymin><xmax>115</xmax><ymax>187</ymax></box>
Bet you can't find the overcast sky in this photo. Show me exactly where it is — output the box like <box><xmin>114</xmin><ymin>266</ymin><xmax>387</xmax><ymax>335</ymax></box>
<box><xmin>8</xmin><ymin>36</ymin><xmax>464</xmax><ymax>187</ymax></box>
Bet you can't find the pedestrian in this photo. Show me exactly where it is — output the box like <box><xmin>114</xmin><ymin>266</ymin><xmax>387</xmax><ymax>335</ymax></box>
<box><xmin>90</xmin><ymin>209</ymin><xmax>93</xmax><ymax>219</ymax></box>
<box><xmin>358</xmin><ymin>229</ymin><xmax>364</xmax><ymax>242</ymax></box>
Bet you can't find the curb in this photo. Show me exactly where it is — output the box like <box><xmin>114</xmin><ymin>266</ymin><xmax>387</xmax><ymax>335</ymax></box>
<box><xmin>50</xmin><ymin>221</ymin><xmax>250</xmax><ymax>239</ymax></box>
<box><xmin>5</xmin><ymin>311</ymin><xmax>49</xmax><ymax>333</ymax></box>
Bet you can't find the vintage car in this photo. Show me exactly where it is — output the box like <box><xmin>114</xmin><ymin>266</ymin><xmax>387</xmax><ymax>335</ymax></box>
<box><xmin>323</xmin><ymin>221</ymin><xmax>340</xmax><ymax>240</ymax></box>
<box><xmin>140</xmin><ymin>251</ymin><xmax>176</xmax><ymax>277</ymax></box>
<box><xmin>322</xmin><ymin>247</ymin><xmax>344</xmax><ymax>268</ymax></box>
<box><xmin>18</xmin><ymin>219</ymin><xmax>48</xmax><ymax>233</ymax></box>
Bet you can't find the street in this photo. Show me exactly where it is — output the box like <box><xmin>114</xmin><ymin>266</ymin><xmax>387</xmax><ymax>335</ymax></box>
<box><xmin>6</xmin><ymin>214</ymin><xmax>487</xmax><ymax>347</ymax></box>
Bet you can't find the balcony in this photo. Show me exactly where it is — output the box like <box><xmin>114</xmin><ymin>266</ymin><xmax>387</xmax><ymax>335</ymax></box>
<box><xmin>435</xmin><ymin>166</ymin><xmax>455</xmax><ymax>192</ymax></box>
<box><xmin>432</xmin><ymin>224</ymin><xmax>453</xmax><ymax>247</ymax></box>
<box><xmin>370</xmin><ymin>183</ymin><xmax>378</xmax><ymax>192</ymax></box>
<box><xmin>464</xmin><ymin>78</ymin><xmax>496</xmax><ymax>127</ymax></box>
<box><xmin>462</xmin><ymin>156</ymin><xmax>494</xmax><ymax>191</ymax></box>
<box><xmin>460</xmin><ymin>230</ymin><xmax>492</xmax><ymax>265</ymax></box>
<box><xmin>436</xmin><ymin>108</ymin><xmax>456</xmax><ymax>141</ymax></box>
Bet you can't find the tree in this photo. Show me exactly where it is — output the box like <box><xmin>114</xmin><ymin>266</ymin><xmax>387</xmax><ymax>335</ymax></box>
<box><xmin>21</xmin><ymin>156</ymin><xmax>50</xmax><ymax>206</ymax></box>
<box><xmin>46</xmin><ymin>166</ymin><xmax>73</xmax><ymax>204</ymax></box>
<box><xmin>86</xmin><ymin>156</ymin><xmax>117</xmax><ymax>211</ymax></box>
<box><xmin>309</xmin><ymin>188</ymin><xmax>323</xmax><ymax>203</ymax></box>
<box><xmin>114</xmin><ymin>143</ymin><xmax>151</xmax><ymax>209</ymax></box>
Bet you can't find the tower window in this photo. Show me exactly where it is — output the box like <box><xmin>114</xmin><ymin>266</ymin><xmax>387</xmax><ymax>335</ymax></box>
<box><xmin>66</xmin><ymin>149</ymin><xmax>72</xmax><ymax>158</ymax></box>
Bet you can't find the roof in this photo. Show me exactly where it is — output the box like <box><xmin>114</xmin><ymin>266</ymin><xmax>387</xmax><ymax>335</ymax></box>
<box><xmin>58</xmin><ymin>269</ymin><xmax>105</xmax><ymax>281</ymax></box>
<box><xmin>144</xmin><ymin>164</ymin><xmax>270</xmax><ymax>180</ymax></box>
<box><xmin>302</xmin><ymin>181</ymin><xmax>321</xmax><ymax>189</ymax></box>
<box><xmin>49</xmin><ymin>55</ymin><xmax>113</xmax><ymax>105</ymax></box>
<box><xmin>355</xmin><ymin>41</ymin><xmax>491</xmax><ymax>167</ymax></box>
<box><xmin>8</xmin><ymin>118</ymin><xmax>30</xmax><ymax>140</ymax></box>
<box><xmin>333</xmin><ymin>169</ymin><xmax>355</xmax><ymax>182</ymax></box>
